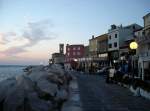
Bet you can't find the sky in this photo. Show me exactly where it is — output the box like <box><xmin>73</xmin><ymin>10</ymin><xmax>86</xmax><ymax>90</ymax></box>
<box><xmin>0</xmin><ymin>0</ymin><xmax>150</xmax><ymax>65</ymax></box>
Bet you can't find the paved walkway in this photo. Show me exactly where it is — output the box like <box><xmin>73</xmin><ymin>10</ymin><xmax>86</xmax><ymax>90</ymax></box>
<box><xmin>77</xmin><ymin>74</ymin><xmax>150</xmax><ymax>111</ymax></box>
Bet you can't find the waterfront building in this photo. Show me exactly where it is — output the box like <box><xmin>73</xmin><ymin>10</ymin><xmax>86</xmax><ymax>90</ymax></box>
<box><xmin>65</xmin><ymin>44</ymin><xmax>84</xmax><ymax>69</ymax></box>
<box><xmin>108</xmin><ymin>24</ymin><xmax>142</xmax><ymax>65</ymax></box>
<box><xmin>89</xmin><ymin>34</ymin><xmax>108</xmax><ymax>67</ymax></box>
<box><xmin>84</xmin><ymin>45</ymin><xmax>89</xmax><ymax>57</ymax></box>
<box><xmin>51</xmin><ymin>53</ymin><xmax>65</xmax><ymax>64</ymax></box>
<box><xmin>50</xmin><ymin>43</ymin><xmax>65</xmax><ymax>64</ymax></box>
<box><xmin>135</xmin><ymin>13</ymin><xmax>150</xmax><ymax>80</ymax></box>
<box><xmin>89</xmin><ymin>34</ymin><xmax>108</xmax><ymax>58</ymax></box>
<box><xmin>73</xmin><ymin>34</ymin><xmax>109</xmax><ymax>73</ymax></box>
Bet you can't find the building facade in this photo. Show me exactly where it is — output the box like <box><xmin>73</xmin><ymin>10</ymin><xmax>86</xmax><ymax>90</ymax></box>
<box><xmin>135</xmin><ymin>13</ymin><xmax>150</xmax><ymax>80</ymax></box>
<box><xmin>108</xmin><ymin>24</ymin><xmax>142</xmax><ymax>64</ymax></box>
<box><xmin>65</xmin><ymin>44</ymin><xmax>84</xmax><ymax>69</ymax></box>
<box><xmin>89</xmin><ymin>34</ymin><xmax>108</xmax><ymax>59</ymax></box>
<box><xmin>81</xmin><ymin>33</ymin><xmax>108</xmax><ymax>72</ymax></box>
<box><xmin>51</xmin><ymin>53</ymin><xmax>65</xmax><ymax>64</ymax></box>
<box><xmin>84</xmin><ymin>45</ymin><xmax>89</xmax><ymax>57</ymax></box>
<box><xmin>50</xmin><ymin>43</ymin><xmax>65</xmax><ymax>65</ymax></box>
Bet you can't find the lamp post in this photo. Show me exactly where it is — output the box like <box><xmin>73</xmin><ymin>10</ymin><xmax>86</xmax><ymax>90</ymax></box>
<box><xmin>130</xmin><ymin>42</ymin><xmax>138</xmax><ymax>50</ymax></box>
<box><xmin>129</xmin><ymin>41</ymin><xmax>138</xmax><ymax>78</ymax></box>
<box><xmin>74</xmin><ymin>59</ymin><xmax>78</xmax><ymax>62</ymax></box>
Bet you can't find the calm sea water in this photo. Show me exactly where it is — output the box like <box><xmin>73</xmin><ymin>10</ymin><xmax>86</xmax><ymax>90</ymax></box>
<box><xmin>0</xmin><ymin>65</ymin><xmax>27</xmax><ymax>81</ymax></box>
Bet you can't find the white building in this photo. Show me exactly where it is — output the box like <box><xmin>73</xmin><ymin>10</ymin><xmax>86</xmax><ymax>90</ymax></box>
<box><xmin>108</xmin><ymin>24</ymin><xmax>142</xmax><ymax>62</ymax></box>
<box><xmin>135</xmin><ymin>13</ymin><xmax>150</xmax><ymax>80</ymax></box>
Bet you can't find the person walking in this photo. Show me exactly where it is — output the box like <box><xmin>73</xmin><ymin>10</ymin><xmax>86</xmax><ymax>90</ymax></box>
<box><xmin>106</xmin><ymin>66</ymin><xmax>116</xmax><ymax>83</ymax></box>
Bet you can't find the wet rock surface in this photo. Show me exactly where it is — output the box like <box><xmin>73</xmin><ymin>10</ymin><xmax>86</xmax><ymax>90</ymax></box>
<box><xmin>0</xmin><ymin>64</ymin><xmax>72</xmax><ymax>111</ymax></box>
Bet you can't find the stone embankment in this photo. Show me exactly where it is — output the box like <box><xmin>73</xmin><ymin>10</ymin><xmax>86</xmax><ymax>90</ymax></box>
<box><xmin>0</xmin><ymin>64</ymin><xmax>72</xmax><ymax>111</ymax></box>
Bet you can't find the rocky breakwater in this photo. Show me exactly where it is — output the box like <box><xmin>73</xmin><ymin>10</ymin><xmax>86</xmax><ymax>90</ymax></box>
<box><xmin>0</xmin><ymin>64</ymin><xmax>72</xmax><ymax>111</ymax></box>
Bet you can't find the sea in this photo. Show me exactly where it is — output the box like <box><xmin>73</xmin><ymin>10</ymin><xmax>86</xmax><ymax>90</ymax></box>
<box><xmin>0</xmin><ymin>65</ymin><xmax>27</xmax><ymax>82</ymax></box>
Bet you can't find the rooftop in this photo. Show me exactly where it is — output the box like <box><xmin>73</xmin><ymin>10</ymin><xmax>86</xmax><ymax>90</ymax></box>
<box><xmin>143</xmin><ymin>13</ymin><xmax>150</xmax><ymax>19</ymax></box>
<box><xmin>89</xmin><ymin>33</ymin><xmax>108</xmax><ymax>41</ymax></box>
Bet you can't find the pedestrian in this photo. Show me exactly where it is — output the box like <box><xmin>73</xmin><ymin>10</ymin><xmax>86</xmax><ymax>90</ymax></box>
<box><xmin>109</xmin><ymin>66</ymin><xmax>116</xmax><ymax>83</ymax></box>
<box><xmin>106</xmin><ymin>66</ymin><xmax>116</xmax><ymax>83</ymax></box>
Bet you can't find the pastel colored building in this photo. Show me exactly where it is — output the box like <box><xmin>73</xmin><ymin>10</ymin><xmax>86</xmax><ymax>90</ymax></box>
<box><xmin>50</xmin><ymin>43</ymin><xmax>65</xmax><ymax>65</ymax></box>
<box><xmin>65</xmin><ymin>44</ymin><xmax>84</xmax><ymax>69</ymax></box>
<box><xmin>89</xmin><ymin>34</ymin><xmax>108</xmax><ymax>60</ymax></box>
<box><xmin>135</xmin><ymin>13</ymin><xmax>150</xmax><ymax>80</ymax></box>
<box><xmin>108</xmin><ymin>24</ymin><xmax>142</xmax><ymax>63</ymax></box>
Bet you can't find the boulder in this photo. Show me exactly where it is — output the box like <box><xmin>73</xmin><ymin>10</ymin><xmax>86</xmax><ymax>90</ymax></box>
<box><xmin>3</xmin><ymin>75</ymin><xmax>36</xmax><ymax>111</ymax></box>
<box><xmin>29</xmin><ymin>71</ymin><xmax>49</xmax><ymax>82</ymax></box>
<box><xmin>36</xmin><ymin>79</ymin><xmax>58</xmax><ymax>97</ymax></box>
<box><xmin>30</xmin><ymin>65</ymin><xmax>45</xmax><ymax>72</ymax></box>
<box><xmin>0</xmin><ymin>65</ymin><xmax>72</xmax><ymax>111</ymax></box>
<box><xmin>26</xmin><ymin>92</ymin><xmax>53</xmax><ymax>111</ymax></box>
<box><xmin>48</xmin><ymin>64</ymin><xmax>65</xmax><ymax>77</ymax></box>
<box><xmin>0</xmin><ymin>77</ymin><xmax>17</xmax><ymax>102</ymax></box>
<box><xmin>56</xmin><ymin>88</ymin><xmax>68</xmax><ymax>101</ymax></box>
<box><xmin>46</xmin><ymin>74</ymin><xmax>64</xmax><ymax>85</ymax></box>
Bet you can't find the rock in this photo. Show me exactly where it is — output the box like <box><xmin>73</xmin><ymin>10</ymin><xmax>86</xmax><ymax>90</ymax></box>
<box><xmin>23</xmin><ymin>66</ymin><xmax>33</xmax><ymax>74</ymax></box>
<box><xmin>27</xmin><ymin>92</ymin><xmax>53</xmax><ymax>111</ymax></box>
<box><xmin>3</xmin><ymin>75</ymin><xmax>36</xmax><ymax>111</ymax></box>
<box><xmin>29</xmin><ymin>71</ymin><xmax>48</xmax><ymax>82</ymax></box>
<box><xmin>30</xmin><ymin>65</ymin><xmax>45</xmax><ymax>72</ymax></box>
<box><xmin>56</xmin><ymin>89</ymin><xmax>68</xmax><ymax>101</ymax></box>
<box><xmin>0</xmin><ymin>77</ymin><xmax>17</xmax><ymax>102</ymax></box>
<box><xmin>48</xmin><ymin>64</ymin><xmax>65</xmax><ymax>77</ymax></box>
<box><xmin>3</xmin><ymin>86</ymin><xmax>25</xmax><ymax>111</ymax></box>
<box><xmin>36</xmin><ymin>79</ymin><xmax>58</xmax><ymax>97</ymax></box>
<box><xmin>0</xmin><ymin>65</ymin><xmax>72</xmax><ymax>111</ymax></box>
<box><xmin>46</xmin><ymin>74</ymin><xmax>64</xmax><ymax>85</ymax></box>
<box><xmin>16</xmin><ymin>75</ymin><xmax>36</xmax><ymax>92</ymax></box>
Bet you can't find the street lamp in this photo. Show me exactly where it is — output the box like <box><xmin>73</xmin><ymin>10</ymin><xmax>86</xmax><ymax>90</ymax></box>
<box><xmin>130</xmin><ymin>41</ymin><xmax>138</xmax><ymax>50</ymax></box>
<box><xmin>129</xmin><ymin>41</ymin><xmax>138</xmax><ymax>78</ymax></box>
<box><xmin>74</xmin><ymin>59</ymin><xmax>78</xmax><ymax>62</ymax></box>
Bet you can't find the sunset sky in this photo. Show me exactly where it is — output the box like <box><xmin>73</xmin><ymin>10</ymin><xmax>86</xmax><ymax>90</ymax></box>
<box><xmin>0</xmin><ymin>0</ymin><xmax>150</xmax><ymax>65</ymax></box>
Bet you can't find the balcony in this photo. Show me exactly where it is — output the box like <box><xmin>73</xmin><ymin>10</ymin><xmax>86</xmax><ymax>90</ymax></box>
<box><xmin>136</xmin><ymin>36</ymin><xmax>150</xmax><ymax>44</ymax></box>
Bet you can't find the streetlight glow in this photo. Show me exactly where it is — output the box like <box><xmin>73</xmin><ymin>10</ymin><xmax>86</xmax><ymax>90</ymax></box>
<box><xmin>129</xmin><ymin>41</ymin><xmax>138</xmax><ymax>49</ymax></box>
<box><xmin>74</xmin><ymin>59</ymin><xmax>78</xmax><ymax>62</ymax></box>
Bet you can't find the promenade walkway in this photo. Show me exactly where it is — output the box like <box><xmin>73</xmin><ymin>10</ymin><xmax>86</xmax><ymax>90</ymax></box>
<box><xmin>77</xmin><ymin>74</ymin><xmax>150</xmax><ymax>111</ymax></box>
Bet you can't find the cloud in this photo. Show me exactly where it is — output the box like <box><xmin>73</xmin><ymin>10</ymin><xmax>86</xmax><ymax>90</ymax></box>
<box><xmin>23</xmin><ymin>19</ymin><xmax>55</xmax><ymax>46</ymax></box>
<box><xmin>2</xmin><ymin>47</ymin><xmax>27</xmax><ymax>57</ymax></box>
<box><xmin>0</xmin><ymin>32</ymin><xmax>17</xmax><ymax>44</ymax></box>
<box><xmin>0</xmin><ymin>19</ymin><xmax>56</xmax><ymax>57</ymax></box>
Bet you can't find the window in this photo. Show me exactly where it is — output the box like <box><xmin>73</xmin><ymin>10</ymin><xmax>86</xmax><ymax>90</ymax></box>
<box><xmin>78</xmin><ymin>47</ymin><xmax>80</xmax><ymax>50</ymax></box>
<box><xmin>115</xmin><ymin>34</ymin><xmax>117</xmax><ymax>38</ymax></box>
<box><xmin>109</xmin><ymin>44</ymin><xmax>112</xmax><ymax>48</ymax></box>
<box><xmin>67</xmin><ymin>53</ymin><xmax>70</xmax><ymax>56</ymax></box>
<box><xmin>73</xmin><ymin>47</ymin><xmax>76</xmax><ymax>50</ymax></box>
<box><xmin>77</xmin><ymin>52</ymin><xmax>80</xmax><ymax>55</ymax></box>
<box><xmin>73</xmin><ymin>52</ymin><xmax>76</xmax><ymax>55</ymax></box>
<box><xmin>114</xmin><ymin>42</ymin><xmax>117</xmax><ymax>47</ymax></box>
<box><xmin>109</xmin><ymin>36</ymin><xmax>111</xmax><ymax>39</ymax></box>
<box><xmin>67</xmin><ymin>48</ymin><xmax>70</xmax><ymax>51</ymax></box>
